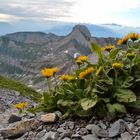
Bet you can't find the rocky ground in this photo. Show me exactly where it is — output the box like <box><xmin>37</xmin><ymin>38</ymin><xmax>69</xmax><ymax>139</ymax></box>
<box><xmin>0</xmin><ymin>89</ymin><xmax>140</xmax><ymax>140</ymax></box>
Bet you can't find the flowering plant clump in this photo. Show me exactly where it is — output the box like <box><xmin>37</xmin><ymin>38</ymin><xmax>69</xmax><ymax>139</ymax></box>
<box><xmin>14</xmin><ymin>102</ymin><xmax>28</xmax><ymax>114</ymax></box>
<box><xmin>34</xmin><ymin>32</ymin><xmax>140</xmax><ymax>120</ymax></box>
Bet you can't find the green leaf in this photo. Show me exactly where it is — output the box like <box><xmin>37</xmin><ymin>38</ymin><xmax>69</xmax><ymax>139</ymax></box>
<box><xmin>57</xmin><ymin>99</ymin><xmax>75</xmax><ymax>107</ymax></box>
<box><xmin>75</xmin><ymin>107</ymin><xmax>92</xmax><ymax>117</ymax></box>
<box><xmin>127</xmin><ymin>99</ymin><xmax>140</xmax><ymax>109</ymax></box>
<box><xmin>106</xmin><ymin>103</ymin><xmax>127</xmax><ymax>119</ymax></box>
<box><xmin>90</xmin><ymin>42</ymin><xmax>101</xmax><ymax>54</ymax></box>
<box><xmin>90</xmin><ymin>42</ymin><xmax>102</xmax><ymax>62</ymax></box>
<box><xmin>115</xmin><ymin>88</ymin><xmax>136</xmax><ymax>103</ymax></box>
<box><xmin>80</xmin><ymin>97</ymin><xmax>97</xmax><ymax>110</ymax></box>
<box><xmin>109</xmin><ymin>48</ymin><xmax>120</xmax><ymax>59</ymax></box>
<box><xmin>121</xmin><ymin>76</ymin><xmax>134</xmax><ymax>88</ymax></box>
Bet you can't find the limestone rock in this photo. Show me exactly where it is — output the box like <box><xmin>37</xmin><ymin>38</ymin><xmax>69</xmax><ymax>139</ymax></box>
<box><xmin>121</xmin><ymin>132</ymin><xmax>133</xmax><ymax>140</ymax></box>
<box><xmin>41</xmin><ymin>113</ymin><xmax>58</xmax><ymax>123</ymax></box>
<box><xmin>109</xmin><ymin>119</ymin><xmax>125</xmax><ymax>138</ymax></box>
<box><xmin>0</xmin><ymin>118</ymin><xmax>39</xmax><ymax>139</ymax></box>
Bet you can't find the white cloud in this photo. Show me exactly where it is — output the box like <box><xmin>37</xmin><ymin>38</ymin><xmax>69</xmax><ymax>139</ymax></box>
<box><xmin>59</xmin><ymin>0</ymin><xmax>140</xmax><ymax>26</ymax></box>
<box><xmin>0</xmin><ymin>0</ymin><xmax>139</xmax><ymax>26</ymax></box>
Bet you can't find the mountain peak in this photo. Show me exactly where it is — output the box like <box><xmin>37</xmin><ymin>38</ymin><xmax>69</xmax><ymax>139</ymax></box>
<box><xmin>72</xmin><ymin>24</ymin><xmax>91</xmax><ymax>40</ymax></box>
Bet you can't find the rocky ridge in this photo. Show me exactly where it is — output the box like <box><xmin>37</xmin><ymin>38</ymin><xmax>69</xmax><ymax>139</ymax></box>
<box><xmin>0</xmin><ymin>25</ymin><xmax>117</xmax><ymax>91</ymax></box>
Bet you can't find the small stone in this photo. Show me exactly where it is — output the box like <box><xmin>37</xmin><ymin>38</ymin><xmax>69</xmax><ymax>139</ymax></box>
<box><xmin>60</xmin><ymin>130</ymin><xmax>72</xmax><ymax>139</ymax></box>
<box><xmin>8</xmin><ymin>114</ymin><xmax>22</xmax><ymax>123</ymax></box>
<box><xmin>61</xmin><ymin>121</ymin><xmax>75</xmax><ymax>130</ymax></box>
<box><xmin>133</xmin><ymin>136</ymin><xmax>140</xmax><ymax>140</ymax></box>
<box><xmin>86</xmin><ymin>124</ymin><xmax>100</xmax><ymax>133</ymax></box>
<box><xmin>62</xmin><ymin>137</ymin><xmax>71</xmax><ymax>140</ymax></box>
<box><xmin>54</xmin><ymin>111</ymin><xmax>62</xmax><ymax>118</ymax></box>
<box><xmin>79</xmin><ymin>128</ymin><xmax>89</xmax><ymax>135</ymax></box>
<box><xmin>67</xmin><ymin>121</ymin><xmax>75</xmax><ymax>130</ymax></box>
<box><xmin>57</xmin><ymin>127</ymin><xmax>66</xmax><ymax>133</ymax></box>
<box><xmin>37</xmin><ymin>125</ymin><xmax>43</xmax><ymax>132</ymax></box>
<box><xmin>134</xmin><ymin>127</ymin><xmax>140</xmax><ymax>132</ymax></box>
<box><xmin>136</xmin><ymin>119</ymin><xmax>140</xmax><ymax>126</ymax></box>
<box><xmin>41</xmin><ymin>113</ymin><xmax>58</xmax><ymax>123</ymax></box>
<box><xmin>35</xmin><ymin>129</ymin><xmax>46</xmax><ymax>140</ymax></box>
<box><xmin>121</xmin><ymin>132</ymin><xmax>133</xmax><ymax>140</ymax></box>
<box><xmin>127</xmin><ymin>123</ymin><xmax>135</xmax><ymax>131</ymax></box>
<box><xmin>96</xmin><ymin>129</ymin><xmax>108</xmax><ymax>138</ymax></box>
<box><xmin>42</xmin><ymin>131</ymin><xmax>59</xmax><ymax>140</ymax></box>
<box><xmin>71</xmin><ymin>133</ymin><xmax>82</xmax><ymax>139</ymax></box>
<box><xmin>82</xmin><ymin>134</ymin><xmax>99</xmax><ymax>140</ymax></box>
<box><xmin>109</xmin><ymin>119</ymin><xmax>125</xmax><ymax>138</ymax></box>
<box><xmin>123</xmin><ymin>116</ymin><xmax>134</xmax><ymax>122</ymax></box>
<box><xmin>98</xmin><ymin>121</ymin><xmax>107</xmax><ymax>130</ymax></box>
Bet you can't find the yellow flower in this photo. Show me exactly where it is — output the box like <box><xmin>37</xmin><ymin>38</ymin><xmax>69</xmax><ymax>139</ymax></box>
<box><xmin>79</xmin><ymin>71</ymin><xmax>88</xmax><ymax>79</ymax></box>
<box><xmin>52</xmin><ymin>67</ymin><xmax>59</xmax><ymax>74</ymax></box>
<box><xmin>112</xmin><ymin>62</ymin><xmax>123</xmax><ymax>69</ymax></box>
<box><xmin>77</xmin><ymin>56</ymin><xmax>88</xmax><ymax>62</ymax></box>
<box><xmin>102</xmin><ymin>45</ymin><xmax>115</xmax><ymax>52</ymax></box>
<box><xmin>14</xmin><ymin>102</ymin><xmax>28</xmax><ymax>110</ymax></box>
<box><xmin>79</xmin><ymin>67</ymin><xmax>94</xmax><ymax>79</ymax></box>
<box><xmin>117</xmin><ymin>33</ymin><xmax>140</xmax><ymax>45</ymax></box>
<box><xmin>76</xmin><ymin>60</ymin><xmax>83</xmax><ymax>65</ymax></box>
<box><xmin>59</xmin><ymin>74</ymin><xmax>75</xmax><ymax>81</ymax></box>
<box><xmin>41</xmin><ymin>67</ymin><xmax>58</xmax><ymax>78</ymax></box>
<box><xmin>95</xmin><ymin>67</ymin><xmax>103</xmax><ymax>76</ymax></box>
<box><xmin>41</xmin><ymin>68</ymin><xmax>54</xmax><ymax>78</ymax></box>
<box><xmin>126</xmin><ymin>52</ymin><xmax>135</xmax><ymax>60</ymax></box>
<box><xmin>86</xmin><ymin>67</ymin><xmax>94</xmax><ymax>74</ymax></box>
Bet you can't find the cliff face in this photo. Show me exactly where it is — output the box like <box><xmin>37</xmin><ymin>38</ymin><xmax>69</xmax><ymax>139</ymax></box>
<box><xmin>0</xmin><ymin>25</ymin><xmax>117</xmax><ymax>91</ymax></box>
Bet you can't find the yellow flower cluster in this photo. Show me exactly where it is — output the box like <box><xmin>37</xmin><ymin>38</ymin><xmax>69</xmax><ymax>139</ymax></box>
<box><xmin>102</xmin><ymin>45</ymin><xmax>115</xmax><ymax>52</ymax></box>
<box><xmin>79</xmin><ymin>67</ymin><xmax>94</xmax><ymax>79</ymax></box>
<box><xmin>112</xmin><ymin>62</ymin><xmax>123</xmax><ymax>69</ymax></box>
<box><xmin>95</xmin><ymin>67</ymin><xmax>103</xmax><ymax>76</ymax></box>
<box><xmin>41</xmin><ymin>67</ymin><xmax>58</xmax><ymax>78</ymax></box>
<box><xmin>59</xmin><ymin>74</ymin><xmax>75</xmax><ymax>81</ymax></box>
<box><xmin>117</xmin><ymin>33</ymin><xmax>140</xmax><ymax>45</ymax></box>
<box><xmin>126</xmin><ymin>52</ymin><xmax>135</xmax><ymax>60</ymax></box>
<box><xmin>14</xmin><ymin>102</ymin><xmax>28</xmax><ymax>110</ymax></box>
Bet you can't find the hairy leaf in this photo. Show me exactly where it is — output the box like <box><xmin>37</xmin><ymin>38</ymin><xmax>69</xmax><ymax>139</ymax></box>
<box><xmin>115</xmin><ymin>88</ymin><xmax>136</xmax><ymax>103</ymax></box>
<box><xmin>80</xmin><ymin>97</ymin><xmax>97</xmax><ymax>110</ymax></box>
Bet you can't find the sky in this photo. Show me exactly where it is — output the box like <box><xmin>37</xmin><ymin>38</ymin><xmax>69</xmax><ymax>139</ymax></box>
<box><xmin>0</xmin><ymin>0</ymin><xmax>140</xmax><ymax>27</ymax></box>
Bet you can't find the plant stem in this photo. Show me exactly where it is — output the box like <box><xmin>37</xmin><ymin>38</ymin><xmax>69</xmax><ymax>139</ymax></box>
<box><xmin>54</xmin><ymin>75</ymin><xmax>58</xmax><ymax>92</ymax></box>
<box><xmin>114</xmin><ymin>69</ymin><xmax>118</xmax><ymax>87</ymax></box>
<box><xmin>129</xmin><ymin>61</ymin><xmax>132</xmax><ymax>75</ymax></box>
<box><xmin>47</xmin><ymin>78</ymin><xmax>51</xmax><ymax>94</ymax></box>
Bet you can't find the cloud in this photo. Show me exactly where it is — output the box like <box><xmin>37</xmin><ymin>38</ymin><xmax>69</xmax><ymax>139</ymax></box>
<box><xmin>0</xmin><ymin>0</ymin><xmax>139</xmax><ymax>26</ymax></box>
<box><xmin>62</xmin><ymin>0</ymin><xmax>140</xmax><ymax>26</ymax></box>
<box><xmin>0</xmin><ymin>0</ymin><xmax>76</xmax><ymax>21</ymax></box>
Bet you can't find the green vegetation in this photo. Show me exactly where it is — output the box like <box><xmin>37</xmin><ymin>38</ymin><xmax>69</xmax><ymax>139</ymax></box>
<box><xmin>34</xmin><ymin>33</ymin><xmax>140</xmax><ymax>119</ymax></box>
<box><xmin>0</xmin><ymin>75</ymin><xmax>41</xmax><ymax>101</ymax></box>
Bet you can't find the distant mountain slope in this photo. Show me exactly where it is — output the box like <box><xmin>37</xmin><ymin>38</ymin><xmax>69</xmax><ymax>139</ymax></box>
<box><xmin>0</xmin><ymin>25</ymin><xmax>117</xmax><ymax>91</ymax></box>
<box><xmin>0</xmin><ymin>75</ymin><xmax>40</xmax><ymax>101</ymax></box>
<box><xmin>0</xmin><ymin>21</ymin><xmax>140</xmax><ymax>37</ymax></box>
